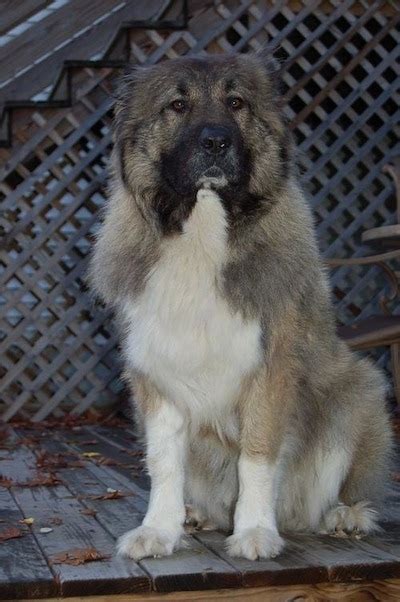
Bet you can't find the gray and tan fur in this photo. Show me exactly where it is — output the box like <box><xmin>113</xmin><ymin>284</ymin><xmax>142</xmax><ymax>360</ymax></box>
<box><xmin>89</xmin><ymin>53</ymin><xmax>393</xmax><ymax>561</ymax></box>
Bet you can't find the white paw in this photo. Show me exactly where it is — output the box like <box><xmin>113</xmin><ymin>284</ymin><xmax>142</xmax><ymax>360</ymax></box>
<box><xmin>226</xmin><ymin>527</ymin><xmax>285</xmax><ymax>561</ymax></box>
<box><xmin>321</xmin><ymin>501</ymin><xmax>379</xmax><ymax>536</ymax></box>
<box><xmin>116</xmin><ymin>526</ymin><xmax>182</xmax><ymax>560</ymax></box>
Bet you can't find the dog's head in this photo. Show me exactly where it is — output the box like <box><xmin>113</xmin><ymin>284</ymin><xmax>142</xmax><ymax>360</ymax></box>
<box><xmin>114</xmin><ymin>53</ymin><xmax>292</xmax><ymax>232</ymax></box>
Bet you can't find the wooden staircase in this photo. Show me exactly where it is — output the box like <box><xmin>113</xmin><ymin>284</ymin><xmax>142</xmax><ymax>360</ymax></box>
<box><xmin>0</xmin><ymin>0</ymin><xmax>189</xmax><ymax>147</ymax></box>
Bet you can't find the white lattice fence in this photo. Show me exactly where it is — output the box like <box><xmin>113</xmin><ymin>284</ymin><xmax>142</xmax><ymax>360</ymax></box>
<box><xmin>0</xmin><ymin>0</ymin><xmax>399</xmax><ymax>419</ymax></box>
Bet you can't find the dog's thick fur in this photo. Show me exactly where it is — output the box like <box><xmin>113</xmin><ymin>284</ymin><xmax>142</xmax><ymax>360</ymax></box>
<box><xmin>89</xmin><ymin>53</ymin><xmax>393</xmax><ymax>561</ymax></box>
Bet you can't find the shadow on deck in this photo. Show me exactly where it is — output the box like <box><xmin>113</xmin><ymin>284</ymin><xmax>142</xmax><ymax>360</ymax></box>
<box><xmin>1</xmin><ymin>420</ymin><xmax>400</xmax><ymax>601</ymax></box>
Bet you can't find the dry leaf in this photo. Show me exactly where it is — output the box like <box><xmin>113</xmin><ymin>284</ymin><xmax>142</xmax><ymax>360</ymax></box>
<box><xmin>95</xmin><ymin>457</ymin><xmax>120</xmax><ymax>466</ymax></box>
<box><xmin>80</xmin><ymin>508</ymin><xmax>97</xmax><ymax>517</ymax></box>
<box><xmin>50</xmin><ymin>547</ymin><xmax>109</xmax><ymax>566</ymax></box>
<box><xmin>36</xmin><ymin>450</ymin><xmax>82</xmax><ymax>470</ymax></box>
<box><xmin>122</xmin><ymin>449</ymin><xmax>144</xmax><ymax>457</ymax></box>
<box><xmin>0</xmin><ymin>527</ymin><xmax>23</xmax><ymax>542</ymax></box>
<box><xmin>86</xmin><ymin>489</ymin><xmax>132</xmax><ymax>501</ymax></box>
<box><xmin>0</xmin><ymin>428</ymin><xmax>10</xmax><ymax>440</ymax></box>
<box><xmin>19</xmin><ymin>436</ymin><xmax>41</xmax><ymax>447</ymax></box>
<box><xmin>82</xmin><ymin>452</ymin><xmax>101</xmax><ymax>458</ymax></box>
<box><xmin>19</xmin><ymin>517</ymin><xmax>34</xmax><ymax>525</ymax></box>
<box><xmin>392</xmin><ymin>472</ymin><xmax>400</xmax><ymax>482</ymax></box>
<box><xmin>48</xmin><ymin>516</ymin><xmax>63</xmax><ymax>526</ymax></box>
<box><xmin>23</xmin><ymin>473</ymin><xmax>63</xmax><ymax>487</ymax></box>
<box><xmin>0</xmin><ymin>476</ymin><xmax>13</xmax><ymax>488</ymax></box>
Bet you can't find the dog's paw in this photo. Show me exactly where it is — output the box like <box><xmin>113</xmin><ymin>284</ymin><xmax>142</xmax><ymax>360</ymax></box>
<box><xmin>226</xmin><ymin>527</ymin><xmax>285</xmax><ymax>561</ymax></box>
<box><xmin>321</xmin><ymin>501</ymin><xmax>380</xmax><ymax>537</ymax></box>
<box><xmin>116</xmin><ymin>526</ymin><xmax>181</xmax><ymax>560</ymax></box>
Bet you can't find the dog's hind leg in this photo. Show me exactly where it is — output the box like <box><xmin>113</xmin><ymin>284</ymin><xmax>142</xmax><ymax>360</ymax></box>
<box><xmin>320</xmin><ymin>388</ymin><xmax>392</xmax><ymax>536</ymax></box>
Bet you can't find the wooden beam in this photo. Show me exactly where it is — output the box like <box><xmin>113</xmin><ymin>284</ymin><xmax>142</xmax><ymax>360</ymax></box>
<box><xmin>6</xmin><ymin>579</ymin><xmax>400</xmax><ymax>602</ymax></box>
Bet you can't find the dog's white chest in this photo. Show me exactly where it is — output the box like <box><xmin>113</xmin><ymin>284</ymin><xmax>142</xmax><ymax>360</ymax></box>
<box><xmin>123</xmin><ymin>190</ymin><xmax>262</xmax><ymax>427</ymax></box>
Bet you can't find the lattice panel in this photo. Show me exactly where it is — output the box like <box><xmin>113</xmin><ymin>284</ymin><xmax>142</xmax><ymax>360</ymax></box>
<box><xmin>0</xmin><ymin>0</ymin><xmax>399</xmax><ymax>419</ymax></box>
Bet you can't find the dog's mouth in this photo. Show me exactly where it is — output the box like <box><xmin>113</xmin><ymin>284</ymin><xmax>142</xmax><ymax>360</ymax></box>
<box><xmin>196</xmin><ymin>166</ymin><xmax>228</xmax><ymax>190</ymax></box>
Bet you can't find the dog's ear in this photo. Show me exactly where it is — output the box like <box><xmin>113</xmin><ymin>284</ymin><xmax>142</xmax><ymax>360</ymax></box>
<box><xmin>113</xmin><ymin>63</ymin><xmax>150</xmax><ymax>120</ymax></box>
<box><xmin>112</xmin><ymin>63</ymin><xmax>152</xmax><ymax>190</ymax></box>
<box><xmin>255</xmin><ymin>43</ymin><xmax>285</xmax><ymax>95</ymax></box>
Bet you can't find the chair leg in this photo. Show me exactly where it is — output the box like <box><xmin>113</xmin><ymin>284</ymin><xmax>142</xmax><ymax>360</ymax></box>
<box><xmin>390</xmin><ymin>343</ymin><xmax>400</xmax><ymax>408</ymax></box>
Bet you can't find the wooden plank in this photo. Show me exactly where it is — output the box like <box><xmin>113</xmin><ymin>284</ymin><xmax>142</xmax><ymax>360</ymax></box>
<box><xmin>60</xmin><ymin>427</ymin><xmax>400</xmax><ymax>588</ymax></box>
<box><xmin>11</xmin><ymin>484</ymin><xmax>150</xmax><ymax>597</ymax></box>
<box><xmin>4</xmin><ymin>425</ymin><xmax>400</xmax><ymax>598</ymax></box>
<box><xmin>2</xmin><ymin>431</ymin><xmax>150</xmax><ymax>598</ymax></box>
<box><xmin>195</xmin><ymin>530</ymin><xmax>328</xmax><ymax>588</ymax></box>
<box><xmin>16</xmin><ymin>426</ymin><xmax>149</xmax><ymax>511</ymax></box>
<box><xmin>139</xmin><ymin>538</ymin><xmax>241</xmax><ymax>593</ymax></box>
<box><xmin>0</xmin><ymin>0</ymin><xmax>51</xmax><ymax>36</ymax></box>
<box><xmin>284</xmin><ymin>532</ymin><xmax>400</xmax><ymax>583</ymax></box>
<box><xmin>0</xmin><ymin>430</ymin><xmax>39</xmax><ymax>483</ymax></box>
<box><xmin>0</xmin><ymin>487</ymin><xmax>56</xmax><ymax>599</ymax></box>
<box><xmin>365</xmin><ymin>521</ymin><xmax>400</xmax><ymax>562</ymax></box>
<box><xmin>196</xmin><ymin>526</ymin><xmax>400</xmax><ymax>587</ymax></box>
<box><xmin>61</xmin><ymin>426</ymin><xmax>150</xmax><ymax>498</ymax></box>
<box><xmin>34</xmin><ymin>428</ymin><xmax>242</xmax><ymax>593</ymax></box>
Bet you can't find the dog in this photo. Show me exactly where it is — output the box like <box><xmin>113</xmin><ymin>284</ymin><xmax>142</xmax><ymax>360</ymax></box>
<box><xmin>88</xmin><ymin>52</ymin><xmax>393</xmax><ymax>561</ymax></box>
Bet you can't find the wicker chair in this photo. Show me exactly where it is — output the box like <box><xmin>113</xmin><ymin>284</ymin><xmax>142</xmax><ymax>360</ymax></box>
<box><xmin>327</xmin><ymin>162</ymin><xmax>400</xmax><ymax>405</ymax></box>
<box><xmin>328</xmin><ymin>250</ymin><xmax>400</xmax><ymax>405</ymax></box>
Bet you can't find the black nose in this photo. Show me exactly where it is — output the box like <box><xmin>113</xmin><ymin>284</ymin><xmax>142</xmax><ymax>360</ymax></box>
<box><xmin>199</xmin><ymin>126</ymin><xmax>231</xmax><ymax>155</ymax></box>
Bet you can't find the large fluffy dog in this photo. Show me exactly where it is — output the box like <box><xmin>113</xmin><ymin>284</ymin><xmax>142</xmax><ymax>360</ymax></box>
<box><xmin>89</xmin><ymin>53</ymin><xmax>392</xmax><ymax>561</ymax></box>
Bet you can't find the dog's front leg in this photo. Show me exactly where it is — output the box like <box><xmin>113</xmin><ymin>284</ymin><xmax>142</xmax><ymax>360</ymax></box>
<box><xmin>227</xmin><ymin>368</ymin><xmax>291</xmax><ymax>560</ymax></box>
<box><xmin>227</xmin><ymin>453</ymin><xmax>284</xmax><ymax>560</ymax></box>
<box><xmin>117</xmin><ymin>400</ymin><xmax>186</xmax><ymax>560</ymax></box>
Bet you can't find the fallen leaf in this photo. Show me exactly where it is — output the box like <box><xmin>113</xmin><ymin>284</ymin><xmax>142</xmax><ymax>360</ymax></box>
<box><xmin>48</xmin><ymin>516</ymin><xmax>63</xmax><ymax>526</ymax></box>
<box><xmin>82</xmin><ymin>452</ymin><xmax>101</xmax><ymax>458</ymax></box>
<box><xmin>0</xmin><ymin>527</ymin><xmax>23</xmax><ymax>542</ymax></box>
<box><xmin>80</xmin><ymin>440</ymin><xmax>98</xmax><ymax>445</ymax></box>
<box><xmin>80</xmin><ymin>508</ymin><xmax>97</xmax><ymax>517</ymax></box>
<box><xmin>36</xmin><ymin>450</ymin><xmax>82</xmax><ymax>470</ymax></box>
<box><xmin>19</xmin><ymin>436</ymin><xmax>41</xmax><ymax>447</ymax></box>
<box><xmin>50</xmin><ymin>547</ymin><xmax>110</xmax><ymax>566</ymax></box>
<box><xmin>122</xmin><ymin>449</ymin><xmax>144</xmax><ymax>457</ymax></box>
<box><xmin>126</xmin><ymin>465</ymin><xmax>143</xmax><ymax>474</ymax></box>
<box><xmin>0</xmin><ymin>428</ymin><xmax>10</xmax><ymax>438</ymax></box>
<box><xmin>39</xmin><ymin>527</ymin><xmax>53</xmax><ymax>534</ymax></box>
<box><xmin>19</xmin><ymin>518</ymin><xmax>34</xmax><ymax>525</ymax></box>
<box><xmin>392</xmin><ymin>472</ymin><xmax>400</xmax><ymax>482</ymax></box>
<box><xmin>23</xmin><ymin>473</ymin><xmax>63</xmax><ymax>487</ymax></box>
<box><xmin>86</xmin><ymin>490</ymin><xmax>132</xmax><ymax>501</ymax></box>
<box><xmin>95</xmin><ymin>457</ymin><xmax>120</xmax><ymax>466</ymax></box>
<box><xmin>0</xmin><ymin>476</ymin><xmax>13</xmax><ymax>488</ymax></box>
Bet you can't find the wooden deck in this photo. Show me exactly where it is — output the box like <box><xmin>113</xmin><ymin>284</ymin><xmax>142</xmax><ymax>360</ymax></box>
<box><xmin>1</xmin><ymin>421</ymin><xmax>400</xmax><ymax>601</ymax></box>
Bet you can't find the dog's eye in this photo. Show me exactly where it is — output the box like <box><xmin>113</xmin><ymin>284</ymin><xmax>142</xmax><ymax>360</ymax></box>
<box><xmin>170</xmin><ymin>99</ymin><xmax>187</xmax><ymax>113</ymax></box>
<box><xmin>228</xmin><ymin>97</ymin><xmax>244</xmax><ymax>110</ymax></box>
